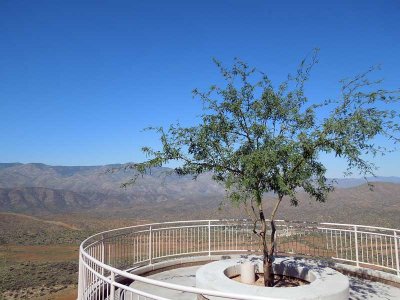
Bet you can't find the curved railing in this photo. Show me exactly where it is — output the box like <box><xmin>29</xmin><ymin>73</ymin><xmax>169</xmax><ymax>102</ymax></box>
<box><xmin>78</xmin><ymin>220</ymin><xmax>400</xmax><ymax>300</ymax></box>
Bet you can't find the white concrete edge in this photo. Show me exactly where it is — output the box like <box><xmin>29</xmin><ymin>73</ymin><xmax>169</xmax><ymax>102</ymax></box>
<box><xmin>334</xmin><ymin>263</ymin><xmax>400</xmax><ymax>284</ymax></box>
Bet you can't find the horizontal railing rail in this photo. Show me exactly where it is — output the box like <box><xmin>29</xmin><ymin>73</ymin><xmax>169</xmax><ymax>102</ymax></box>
<box><xmin>78</xmin><ymin>220</ymin><xmax>400</xmax><ymax>300</ymax></box>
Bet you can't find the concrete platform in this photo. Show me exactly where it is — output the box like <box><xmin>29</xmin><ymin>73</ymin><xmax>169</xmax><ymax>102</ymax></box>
<box><xmin>130</xmin><ymin>265</ymin><xmax>199</xmax><ymax>300</ymax></box>
<box><xmin>130</xmin><ymin>265</ymin><xmax>400</xmax><ymax>300</ymax></box>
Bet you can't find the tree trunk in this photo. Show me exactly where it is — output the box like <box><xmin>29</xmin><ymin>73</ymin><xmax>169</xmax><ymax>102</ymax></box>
<box><xmin>267</xmin><ymin>220</ymin><xmax>277</xmax><ymax>287</ymax></box>
<box><xmin>261</xmin><ymin>219</ymin><xmax>275</xmax><ymax>287</ymax></box>
<box><xmin>257</xmin><ymin>196</ymin><xmax>273</xmax><ymax>287</ymax></box>
<box><xmin>257</xmin><ymin>192</ymin><xmax>282</xmax><ymax>287</ymax></box>
<box><xmin>260</xmin><ymin>215</ymin><xmax>271</xmax><ymax>286</ymax></box>
<box><xmin>265</xmin><ymin>257</ymin><xmax>274</xmax><ymax>287</ymax></box>
<box><xmin>264</xmin><ymin>195</ymin><xmax>283</xmax><ymax>287</ymax></box>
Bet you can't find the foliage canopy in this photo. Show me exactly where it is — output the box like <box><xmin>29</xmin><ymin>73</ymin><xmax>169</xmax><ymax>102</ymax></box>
<box><xmin>130</xmin><ymin>51</ymin><xmax>399</xmax><ymax>210</ymax></box>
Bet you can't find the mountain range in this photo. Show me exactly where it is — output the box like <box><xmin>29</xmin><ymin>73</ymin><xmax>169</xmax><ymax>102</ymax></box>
<box><xmin>0</xmin><ymin>163</ymin><xmax>399</xmax><ymax>228</ymax></box>
<box><xmin>0</xmin><ymin>163</ymin><xmax>223</xmax><ymax>213</ymax></box>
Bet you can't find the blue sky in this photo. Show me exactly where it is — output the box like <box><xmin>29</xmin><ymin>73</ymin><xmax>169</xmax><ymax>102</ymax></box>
<box><xmin>0</xmin><ymin>0</ymin><xmax>399</xmax><ymax>177</ymax></box>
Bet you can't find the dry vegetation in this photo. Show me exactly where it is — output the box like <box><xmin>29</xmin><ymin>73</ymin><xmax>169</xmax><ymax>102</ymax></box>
<box><xmin>0</xmin><ymin>182</ymin><xmax>399</xmax><ymax>299</ymax></box>
<box><xmin>0</xmin><ymin>214</ymin><xmax>82</xmax><ymax>299</ymax></box>
<box><xmin>0</xmin><ymin>261</ymin><xmax>77</xmax><ymax>300</ymax></box>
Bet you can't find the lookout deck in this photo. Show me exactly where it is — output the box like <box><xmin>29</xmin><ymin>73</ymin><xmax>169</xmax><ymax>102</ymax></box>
<box><xmin>131</xmin><ymin>265</ymin><xmax>400</xmax><ymax>300</ymax></box>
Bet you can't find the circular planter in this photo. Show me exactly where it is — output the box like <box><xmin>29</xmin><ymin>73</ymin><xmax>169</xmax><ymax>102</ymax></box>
<box><xmin>196</xmin><ymin>256</ymin><xmax>349</xmax><ymax>300</ymax></box>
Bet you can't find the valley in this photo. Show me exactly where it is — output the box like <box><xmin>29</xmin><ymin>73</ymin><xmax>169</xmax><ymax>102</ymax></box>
<box><xmin>0</xmin><ymin>163</ymin><xmax>399</xmax><ymax>299</ymax></box>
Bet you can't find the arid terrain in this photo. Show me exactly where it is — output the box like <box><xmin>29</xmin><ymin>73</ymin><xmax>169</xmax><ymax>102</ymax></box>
<box><xmin>0</xmin><ymin>163</ymin><xmax>399</xmax><ymax>299</ymax></box>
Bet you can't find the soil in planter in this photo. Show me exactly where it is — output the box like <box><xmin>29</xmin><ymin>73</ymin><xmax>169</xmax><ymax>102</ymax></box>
<box><xmin>231</xmin><ymin>273</ymin><xmax>309</xmax><ymax>287</ymax></box>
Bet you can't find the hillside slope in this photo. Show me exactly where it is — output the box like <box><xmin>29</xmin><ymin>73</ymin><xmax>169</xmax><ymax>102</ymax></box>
<box><xmin>261</xmin><ymin>182</ymin><xmax>400</xmax><ymax>228</ymax></box>
<box><xmin>0</xmin><ymin>163</ymin><xmax>399</xmax><ymax>228</ymax></box>
<box><xmin>0</xmin><ymin>187</ymin><xmax>94</xmax><ymax>213</ymax></box>
<box><xmin>0</xmin><ymin>163</ymin><xmax>224</xmax><ymax>206</ymax></box>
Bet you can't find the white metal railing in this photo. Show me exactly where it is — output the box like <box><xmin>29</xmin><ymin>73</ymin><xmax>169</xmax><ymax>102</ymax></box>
<box><xmin>78</xmin><ymin>220</ymin><xmax>400</xmax><ymax>300</ymax></box>
<box><xmin>318</xmin><ymin>223</ymin><xmax>400</xmax><ymax>275</ymax></box>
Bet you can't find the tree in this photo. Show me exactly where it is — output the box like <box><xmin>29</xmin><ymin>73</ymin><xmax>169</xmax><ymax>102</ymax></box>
<box><xmin>127</xmin><ymin>50</ymin><xmax>400</xmax><ymax>286</ymax></box>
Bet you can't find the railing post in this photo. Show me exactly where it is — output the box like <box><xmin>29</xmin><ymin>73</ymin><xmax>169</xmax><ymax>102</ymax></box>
<box><xmin>77</xmin><ymin>252</ymin><xmax>83</xmax><ymax>300</ymax></box>
<box><xmin>394</xmin><ymin>231</ymin><xmax>399</xmax><ymax>277</ymax></box>
<box><xmin>149</xmin><ymin>226</ymin><xmax>152</xmax><ymax>264</ymax></box>
<box><xmin>110</xmin><ymin>271</ymin><xmax>115</xmax><ymax>300</ymax></box>
<box><xmin>354</xmin><ymin>225</ymin><xmax>359</xmax><ymax>267</ymax></box>
<box><xmin>101</xmin><ymin>234</ymin><xmax>105</xmax><ymax>276</ymax></box>
<box><xmin>208</xmin><ymin>220</ymin><xmax>211</xmax><ymax>256</ymax></box>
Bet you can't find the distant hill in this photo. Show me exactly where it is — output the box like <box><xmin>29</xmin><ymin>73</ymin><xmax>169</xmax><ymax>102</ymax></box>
<box><xmin>262</xmin><ymin>182</ymin><xmax>400</xmax><ymax>228</ymax></box>
<box><xmin>0</xmin><ymin>187</ymin><xmax>93</xmax><ymax>213</ymax></box>
<box><xmin>0</xmin><ymin>163</ymin><xmax>224</xmax><ymax>210</ymax></box>
<box><xmin>0</xmin><ymin>163</ymin><xmax>399</xmax><ymax>228</ymax></box>
<box><xmin>331</xmin><ymin>176</ymin><xmax>400</xmax><ymax>188</ymax></box>
<box><xmin>0</xmin><ymin>163</ymin><xmax>22</xmax><ymax>170</ymax></box>
<box><xmin>1</xmin><ymin>163</ymin><xmax>398</xmax><ymax>192</ymax></box>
